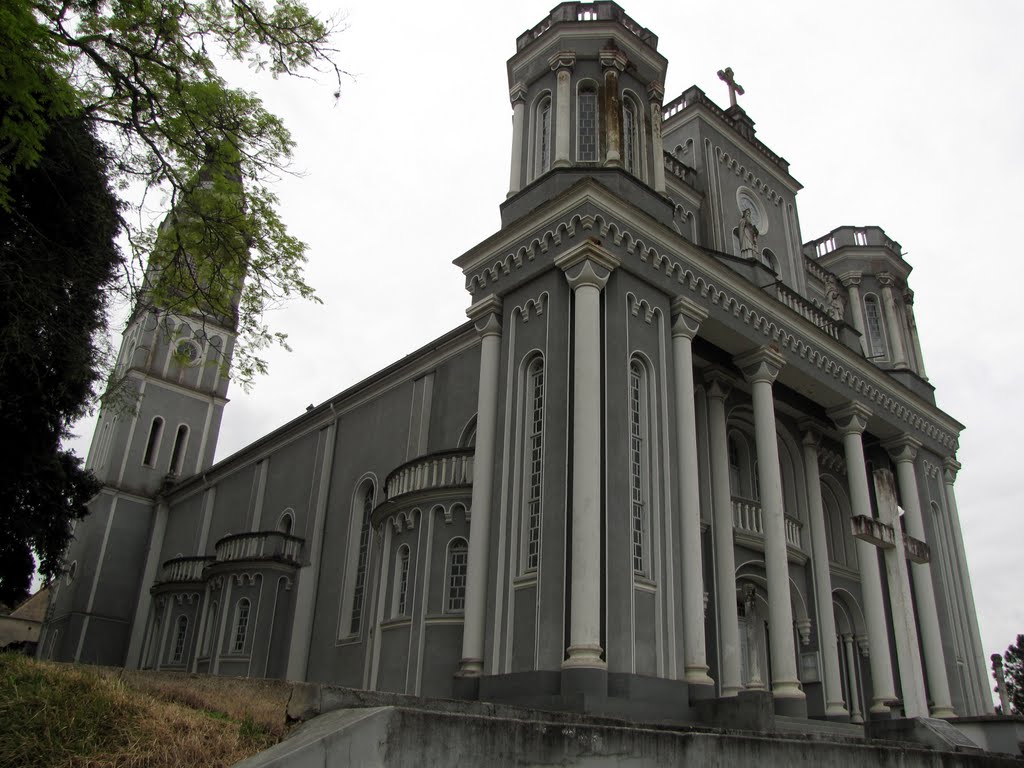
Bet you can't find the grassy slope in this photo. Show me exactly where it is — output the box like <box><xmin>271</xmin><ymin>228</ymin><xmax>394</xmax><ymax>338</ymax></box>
<box><xmin>0</xmin><ymin>654</ymin><xmax>287</xmax><ymax>767</ymax></box>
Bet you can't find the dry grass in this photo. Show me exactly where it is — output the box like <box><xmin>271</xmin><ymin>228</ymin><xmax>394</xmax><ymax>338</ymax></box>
<box><xmin>0</xmin><ymin>654</ymin><xmax>288</xmax><ymax>767</ymax></box>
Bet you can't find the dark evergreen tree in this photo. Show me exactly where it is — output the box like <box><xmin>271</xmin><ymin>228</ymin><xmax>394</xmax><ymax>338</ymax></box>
<box><xmin>0</xmin><ymin>107</ymin><xmax>119</xmax><ymax>604</ymax></box>
<box><xmin>1002</xmin><ymin>635</ymin><xmax>1024</xmax><ymax>715</ymax></box>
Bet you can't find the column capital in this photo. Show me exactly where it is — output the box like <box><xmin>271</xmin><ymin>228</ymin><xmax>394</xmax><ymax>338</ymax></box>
<box><xmin>555</xmin><ymin>241</ymin><xmax>619</xmax><ymax>291</ymax></box>
<box><xmin>903</xmin><ymin>287</ymin><xmax>915</xmax><ymax>305</ymax></box>
<box><xmin>877</xmin><ymin>272</ymin><xmax>897</xmax><ymax>289</ymax></box>
<box><xmin>509</xmin><ymin>83</ymin><xmax>528</xmax><ymax>104</ymax></box>
<box><xmin>839</xmin><ymin>270</ymin><xmax>862</xmax><ymax>288</ymax></box>
<box><xmin>599</xmin><ymin>48</ymin><xmax>627</xmax><ymax>72</ymax></box>
<box><xmin>882</xmin><ymin>435</ymin><xmax>921</xmax><ymax>464</ymax></box>
<box><xmin>799</xmin><ymin>425</ymin><xmax>822</xmax><ymax>450</ymax></box>
<box><xmin>703</xmin><ymin>366</ymin><xmax>733</xmax><ymax>401</ymax></box>
<box><xmin>734</xmin><ymin>347</ymin><xmax>785</xmax><ymax>386</ymax></box>
<box><xmin>827</xmin><ymin>402</ymin><xmax>872</xmax><ymax>435</ymax></box>
<box><xmin>671</xmin><ymin>296</ymin><xmax>707</xmax><ymax>340</ymax></box>
<box><xmin>646</xmin><ymin>81</ymin><xmax>665</xmax><ymax>103</ymax></box>
<box><xmin>548</xmin><ymin>51</ymin><xmax>576</xmax><ymax>72</ymax></box>
<box><xmin>467</xmin><ymin>295</ymin><xmax>502</xmax><ymax>337</ymax></box>
<box><xmin>943</xmin><ymin>457</ymin><xmax>961</xmax><ymax>484</ymax></box>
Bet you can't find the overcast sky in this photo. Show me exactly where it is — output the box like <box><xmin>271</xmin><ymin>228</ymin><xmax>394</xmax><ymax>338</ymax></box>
<box><xmin>68</xmin><ymin>0</ymin><xmax>1024</xmax><ymax>695</ymax></box>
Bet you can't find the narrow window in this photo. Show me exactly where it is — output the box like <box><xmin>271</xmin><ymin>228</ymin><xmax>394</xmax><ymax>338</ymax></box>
<box><xmin>393</xmin><ymin>545</ymin><xmax>410</xmax><ymax>617</ymax></box>
<box><xmin>623</xmin><ymin>98</ymin><xmax>639</xmax><ymax>174</ymax></box>
<box><xmin>169</xmin><ymin>424</ymin><xmax>189</xmax><ymax>475</ymax></box>
<box><xmin>578</xmin><ymin>85</ymin><xmax>598</xmax><ymax>161</ymax></box>
<box><xmin>172</xmin><ymin>616</ymin><xmax>188</xmax><ymax>663</ymax></box>
<box><xmin>143</xmin><ymin>417</ymin><xmax>164</xmax><ymax>467</ymax></box>
<box><xmin>863</xmin><ymin>294</ymin><xmax>888</xmax><ymax>360</ymax></box>
<box><xmin>535</xmin><ymin>96</ymin><xmax>552</xmax><ymax>177</ymax></box>
<box><xmin>232</xmin><ymin>598</ymin><xmax>250</xmax><ymax>653</ymax></box>
<box><xmin>629</xmin><ymin>360</ymin><xmax>647</xmax><ymax>575</ymax></box>
<box><xmin>350</xmin><ymin>484</ymin><xmax>374</xmax><ymax>634</ymax></box>
<box><xmin>277</xmin><ymin>511</ymin><xmax>293</xmax><ymax>535</ymax></box>
<box><xmin>446</xmin><ymin>538</ymin><xmax>468</xmax><ymax>612</ymax></box>
<box><xmin>524</xmin><ymin>357</ymin><xmax>545</xmax><ymax>572</ymax></box>
<box><xmin>728</xmin><ymin>436</ymin><xmax>742</xmax><ymax>496</ymax></box>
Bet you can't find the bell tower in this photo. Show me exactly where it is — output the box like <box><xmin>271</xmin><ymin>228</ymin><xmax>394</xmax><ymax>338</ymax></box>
<box><xmin>41</xmin><ymin>155</ymin><xmax>244</xmax><ymax>666</ymax></box>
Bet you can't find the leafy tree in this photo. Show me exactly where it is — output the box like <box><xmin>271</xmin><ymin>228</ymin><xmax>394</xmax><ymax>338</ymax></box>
<box><xmin>0</xmin><ymin>0</ymin><xmax>342</xmax><ymax>602</ymax></box>
<box><xmin>1</xmin><ymin>0</ymin><xmax>344</xmax><ymax>384</ymax></box>
<box><xmin>1000</xmin><ymin>635</ymin><xmax>1024</xmax><ymax>714</ymax></box>
<box><xmin>0</xmin><ymin>107</ymin><xmax>117</xmax><ymax>604</ymax></box>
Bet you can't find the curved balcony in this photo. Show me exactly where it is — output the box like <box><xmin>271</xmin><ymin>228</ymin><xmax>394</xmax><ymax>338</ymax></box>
<box><xmin>214</xmin><ymin>531</ymin><xmax>304</xmax><ymax>565</ymax></box>
<box><xmin>385</xmin><ymin>449</ymin><xmax>474</xmax><ymax>502</ymax></box>
<box><xmin>158</xmin><ymin>555</ymin><xmax>214</xmax><ymax>584</ymax></box>
<box><xmin>732</xmin><ymin>497</ymin><xmax>803</xmax><ymax>550</ymax></box>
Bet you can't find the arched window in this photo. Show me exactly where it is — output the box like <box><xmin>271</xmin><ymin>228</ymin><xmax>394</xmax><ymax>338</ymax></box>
<box><xmin>534</xmin><ymin>94</ymin><xmax>552</xmax><ymax>178</ymax></box>
<box><xmin>446</xmin><ymin>538</ymin><xmax>468</xmax><ymax>613</ymax></box>
<box><xmin>760</xmin><ymin>248</ymin><xmax>779</xmax><ymax>275</ymax></box>
<box><xmin>863</xmin><ymin>294</ymin><xmax>888</xmax><ymax>360</ymax></box>
<box><xmin>171</xmin><ymin>615</ymin><xmax>188</xmax><ymax>663</ymax></box>
<box><xmin>232</xmin><ymin>598</ymin><xmax>250</xmax><ymax>653</ymax></box>
<box><xmin>392</xmin><ymin>545</ymin><xmax>410</xmax><ymax>617</ymax></box>
<box><xmin>523</xmin><ymin>356</ymin><xmax>545</xmax><ymax>573</ymax></box>
<box><xmin>728</xmin><ymin>436</ymin><xmax>742</xmax><ymax>496</ymax></box>
<box><xmin>277</xmin><ymin>510</ymin><xmax>294</xmax><ymax>535</ymax></box>
<box><xmin>622</xmin><ymin>97</ymin><xmax>640</xmax><ymax>175</ymax></box>
<box><xmin>169</xmin><ymin>424</ymin><xmax>189</xmax><ymax>475</ymax></box>
<box><xmin>629</xmin><ymin>359</ymin><xmax>650</xmax><ymax>576</ymax></box>
<box><xmin>143</xmin><ymin>416</ymin><xmax>164</xmax><ymax>467</ymax></box>
<box><xmin>577</xmin><ymin>83</ymin><xmax>598</xmax><ymax>162</ymax></box>
<box><xmin>349</xmin><ymin>482</ymin><xmax>375</xmax><ymax>635</ymax></box>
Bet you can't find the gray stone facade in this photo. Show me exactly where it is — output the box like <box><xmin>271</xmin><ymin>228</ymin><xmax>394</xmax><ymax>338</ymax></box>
<box><xmin>43</xmin><ymin>0</ymin><xmax>994</xmax><ymax>732</ymax></box>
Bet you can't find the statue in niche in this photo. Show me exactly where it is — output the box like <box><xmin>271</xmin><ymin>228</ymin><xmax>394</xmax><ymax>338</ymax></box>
<box><xmin>824</xmin><ymin>274</ymin><xmax>846</xmax><ymax>321</ymax></box>
<box><xmin>739</xmin><ymin>207</ymin><xmax>759</xmax><ymax>261</ymax></box>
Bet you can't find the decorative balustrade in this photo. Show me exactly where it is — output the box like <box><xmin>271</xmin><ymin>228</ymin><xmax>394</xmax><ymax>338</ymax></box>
<box><xmin>214</xmin><ymin>531</ymin><xmax>304</xmax><ymax>565</ymax></box>
<box><xmin>805</xmin><ymin>226</ymin><xmax>903</xmax><ymax>259</ymax></box>
<box><xmin>385</xmin><ymin>449</ymin><xmax>474</xmax><ymax>501</ymax></box>
<box><xmin>663</xmin><ymin>152</ymin><xmax>697</xmax><ymax>187</ymax></box>
<box><xmin>516</xmin><ymin>2</ymin><xmax>658</xmax><ymax>51</ymax></box>
<box><xmin>732</xmin><ymin>498</ymin><xmax>802</xmax><ymax>549</ymax></box>
<box><xmin>773</xmin><ymin>282</ymin><xmax>840</xmax><ymax>340</ymax></box>
<box><xmin>159</xmin><ymin>556</ymin><xmax>214</xmax><ymax>583</ymax></box>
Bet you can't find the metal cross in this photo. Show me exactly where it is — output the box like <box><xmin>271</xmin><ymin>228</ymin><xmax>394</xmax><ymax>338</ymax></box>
<box><xmin>717</xmin><ymin>67</ymin><xmax>745</xmax><ymax>107</ymax></box>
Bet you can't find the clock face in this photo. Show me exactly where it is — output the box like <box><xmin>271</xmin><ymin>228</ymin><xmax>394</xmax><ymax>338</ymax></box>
<box><xmin>176</xmin><ymin>340</ymin><xmax>200</xmax><ymax>365</ymax></box>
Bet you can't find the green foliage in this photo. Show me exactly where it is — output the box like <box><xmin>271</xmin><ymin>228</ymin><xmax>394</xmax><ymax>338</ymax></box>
<box><xmin>0</xmin><ymin>107</ymin><xmax>116</xmax><ymax>604</ymax></box>
<box><xmin>1000</xmin><ymin>634</ymin><xmax>1024</xmax><ymax>715</ymax></box>
<box><xmin>0</xmin><ymin>0</ymin><xmax>341</xmax><ymax>387</ymax></box>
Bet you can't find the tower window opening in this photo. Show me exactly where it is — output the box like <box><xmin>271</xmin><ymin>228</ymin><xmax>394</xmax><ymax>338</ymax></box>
<box><xmin>578</xmin><ymin>86</ymin><xmax>598</xmax><ymax>162</ymax></box>
<box><xmin>623</xmin><ymin>98</ymin><xmax>639</xmax><ymax>174</ymax></box>
<box><xmin>864</xmin><ymin>294</ymin><xmax>889</xmax><ymax>360</ymax></box>
<box><xmin>350</xmin><ymin>484</ymin><xmax>374</xmax><ymax>634</ymax></box>
<box><xmin>232</xmin><ymin>598</ymin><xmax>250</xmax><ymax>653</ymax></box>
<box><xmin>446</xmin><ymin>538</ymin><xmax>468</xmax><ymax>612</ymax></box>
<box><xmin>535</xmin><ymin>95</ymin><xmax>552</xmax><ymax>178</ymax></box>
<box><xmin>629</xmin><ymin>360</ymin><xmax>647</xmax><ymax>575</ymax></box>
<box><xmin>524</xmin><ymin>357</ymin><xmax>545</xmax><ymax>572</ymax></box>
<box><xmin>169</xmin><ymin>424</ymin><xmax>189</xmax><ymax>475</ymax></box>
<box><xmin>171</xmin><ymin>616</ymin><xmax>188</xmax><ymax>663</ymax></box>
<box><xmin>143</xmin><ymin>417</ymin><xmax>164</xmax><ymax>467</ymax></box>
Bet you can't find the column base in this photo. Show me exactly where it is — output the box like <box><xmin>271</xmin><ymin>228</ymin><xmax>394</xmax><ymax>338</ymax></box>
<box><xmin>455</xmin><ymin>657</ymin><xmax>483</xmax><ymax>678</ymax></box>
<box><xmin>552</xmin><ymin>158</ymin><xmax>571</xmax><ymax>169</ymax></box>
<box><xmin>825</xmin><ymin>701</ymin><xmax>851</xmax><ymax>720</ymax></box>
<box><xmin>770</xmin><ymin>679</ymin><xmax>806</xmax><ymax>700</ymax></box>
<box><xmin>684</xmin><ymin>665</ymin><xmax>715</xmax><ymax>688</ymax></box>
<box><xmin>930</xmin><ymin>705</ymin><xmax>956</xmax><ymax>719</ymax></box>
<box><xmin>561</xmin><ymin>644</ymin><xmax>606</xmax><ymax>670</ymax></box>
<box><xmin>719</xmin><ymin>684</ymin><xmax>744</xmax><ymax>699</ymax></box>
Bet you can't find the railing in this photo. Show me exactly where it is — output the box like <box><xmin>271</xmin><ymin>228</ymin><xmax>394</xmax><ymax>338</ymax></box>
<box><xmin>159</xmin><ymin>556</ymin><xmax>214</xmax><ymax>583</ymax></box>
<box><xmin>662</xmin><ymin>93</ymin><xmax>692</xmax><ymax>121</ymax></box>
<box><xmin>214</xmin><ymin>531</ymin><xmax>304</xmax><ymax>564</ymax></box>
<box><xmin>803</xmin><ymin>254</ymin><xmax>833</xmax><ymax>285</ymax></box>
<box><xmin>805</xmin><ymin>226</ymin><xmax>903</xmax><ymax>259</ymax></box>
<box><xmin>732</xmin><ymin>498</ymin><xmax>802</xmax><ymax>549</ymax></box>
<box><xmin>663</xmin><ymin>152</ymin><xmax>697</xmax><ymax>188</ymax></box>
<box><xmin>385</xmin><ymin>449</ymin><xmax>474</xmax><ymax>501</ymax></box>
<box><xmin>516</xmin><ymin>2</ymin><xmax>658</xmax><ymax>52</ymax></box>
<box><xmin>773</xmin><ymin>282</ymin><xmax>840</xmax><ymax>340</ymax></box>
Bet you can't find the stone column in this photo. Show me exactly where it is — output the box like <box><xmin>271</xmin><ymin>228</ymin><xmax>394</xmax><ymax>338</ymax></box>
<box><xmin>600</xmin><ymin>49</ymin><xmax>627</xmax><ymax>167</ymax></box>
<box><xmin>839</xmin><ymin>272</ymin><xmax>866</xmax><ymax>352</ymax></box>
<box><xmin>556</xmin><ymin>243</ymin><xmax>619</xmax><ymax>671</ymax></box>
<box><xmin>648</xmin><ymin>82</ymin><xmax>666</xmax><ymax>194</ymax></box>
<box><xmin>671</xmin><ymin>297</ymin><xmax>713</xmax><ymax>687</ymax></box>
<box><xmin>883</xmin><ymin>437</ymin><xmax>955</xmax><ymax>717</ymax></box>
<box><xmin>799</xmin><ymin>426</ymin><xmax>848</xmax><ymax>718</ymax></box>
<box><xmin>877</xmin><ymin>273</ymin><xmax>908</xmax><ymax>368</ymax></box>
<box><xmin>549</xmin><ymin>52</ymin><xmax>575</xmax><ymax>169</ymax></box>
<box><xmin>904</xmin><ymin>289</ymin><xmax>928</xmax><ymax>380</ymax></box>
<box><xmin>943</xmin><ymin>459</ymin><xmax>996</xmax><ymax>714</ymax></box>
<box><xmin>508</xmin><ymin>84</ymin><xmax>527</xmax><ymax>197</ymax></box>
<box><xmin>456</xmin><ymin>296</ymin><xmax>503</xmax><ymax>680</ymax></box>
<box><xmin>842</xmin><ymin>634</ymin><xmax>865</xmax><ymax>724</ymax></box>
<box><xmin>705</xmin><ymin>369</ymin><xmax>742</xmax><ymax>697</ymax></box>
<box><xmin>735</xmin><ymin>348</ymin><xmax>804</xmax><ymax>706</ymax></box>
<box><xmin>827</xmin><ymin>403</ymin><xmax>897</xmax><ymax>714</ymax></box>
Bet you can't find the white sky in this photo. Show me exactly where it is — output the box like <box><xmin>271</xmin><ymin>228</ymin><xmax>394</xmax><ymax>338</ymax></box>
<box><xmin>67</xmin><ymin>0</ymin><xmax>1024</xmax><ymax>695</ymax></box>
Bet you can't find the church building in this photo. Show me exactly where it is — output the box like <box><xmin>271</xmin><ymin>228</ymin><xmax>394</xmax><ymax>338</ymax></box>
<box><xmin>42</xmin><ymin>1</ymin><xmax>994</xmax><ymax>727</ymax></box>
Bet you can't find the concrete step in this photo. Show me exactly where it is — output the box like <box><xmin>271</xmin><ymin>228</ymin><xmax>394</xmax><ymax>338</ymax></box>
<box><xmin>775</xmin><ymin>714</ymin><xmax>865</xmax><ymax>741</ymax></box>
